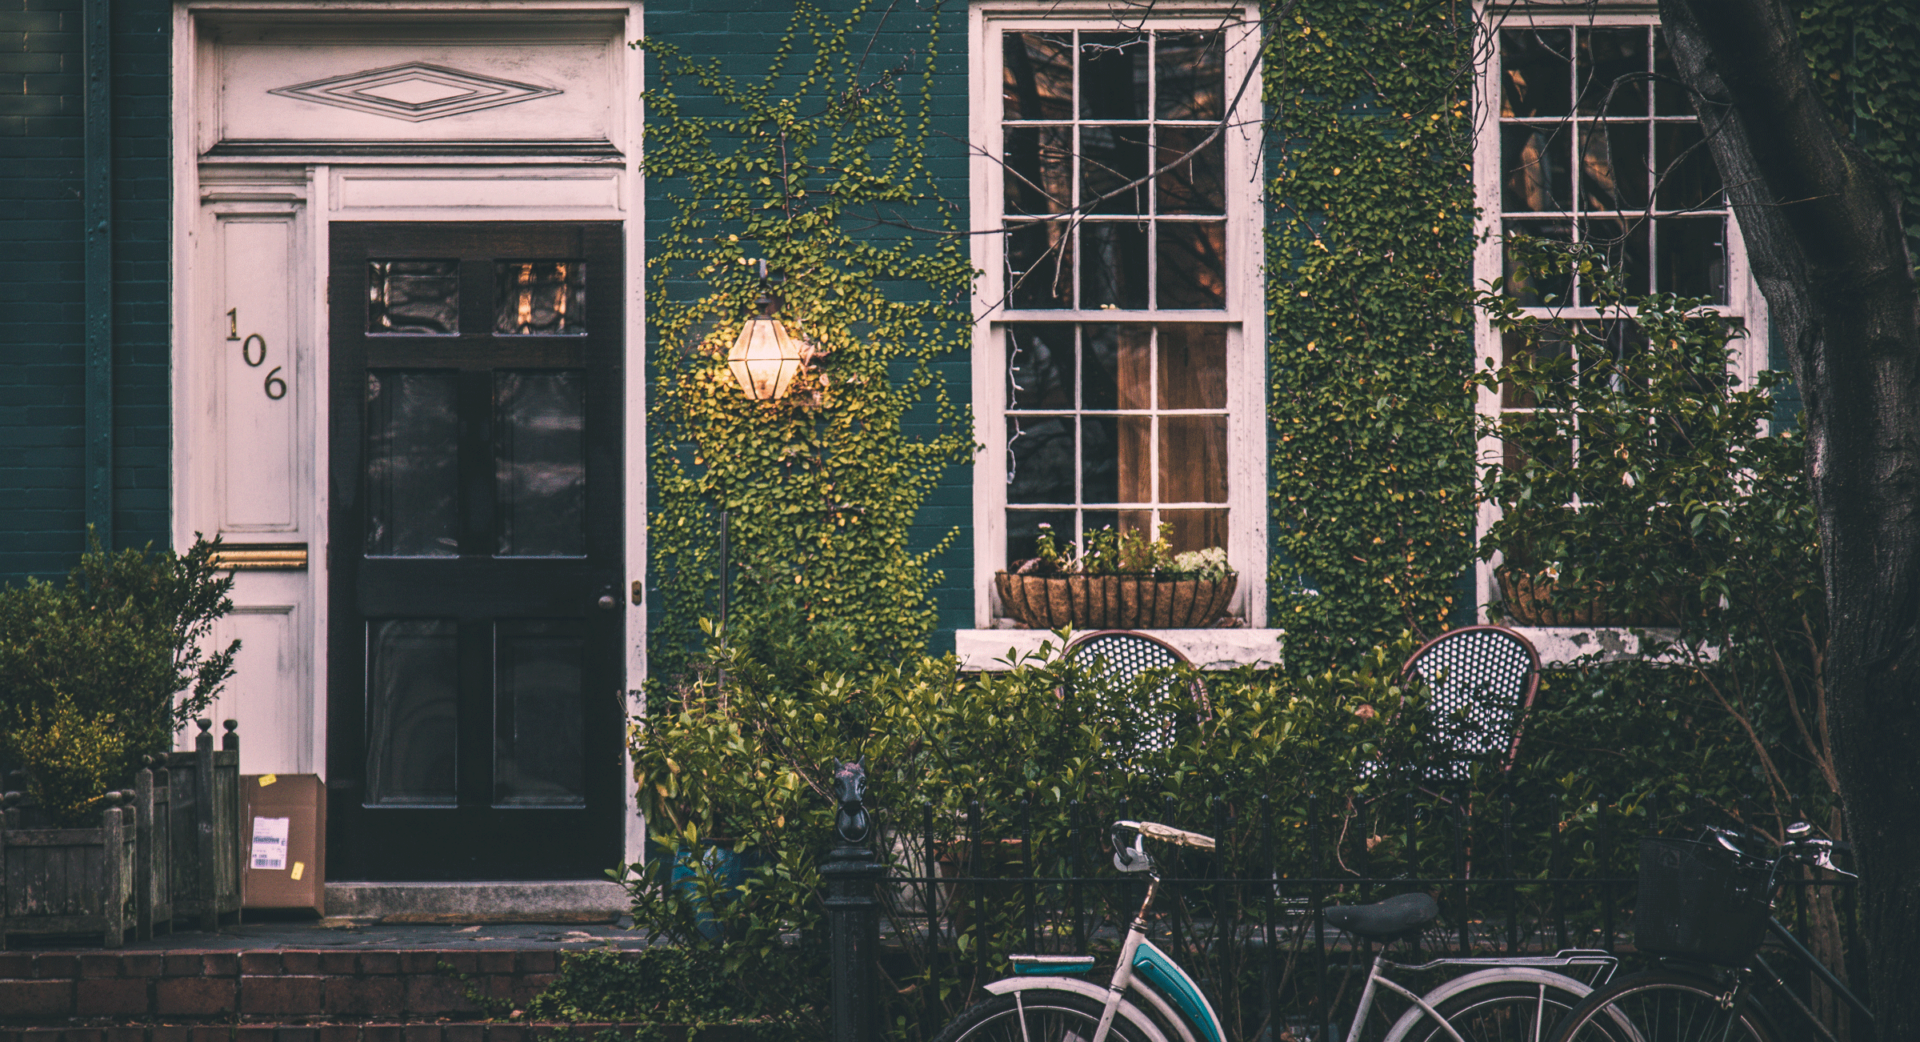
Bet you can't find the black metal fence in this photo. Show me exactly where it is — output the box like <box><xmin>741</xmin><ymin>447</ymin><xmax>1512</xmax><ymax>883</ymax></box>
<box><xmin>817</xmin><ymin>771</ymin><xmax>1864</xmax><ymax>1042</ymax></box>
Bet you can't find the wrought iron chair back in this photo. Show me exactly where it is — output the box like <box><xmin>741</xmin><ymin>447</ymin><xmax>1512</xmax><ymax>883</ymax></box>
<box><xmin>1399</xmin><ymin>625</ymin><xmax>1541</xmax><ymax>781</ymax></box>
<box><xmin>1063</xmin><ymin>630</ymin><xmax>1211</xmax><ymax>765</ymax></box>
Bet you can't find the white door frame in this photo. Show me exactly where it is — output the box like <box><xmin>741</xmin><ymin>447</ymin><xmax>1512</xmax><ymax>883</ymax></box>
<box><xmin>170</xmin><ymin>0</ymin><xmax>649</xmax><ymax>869</ymax></box>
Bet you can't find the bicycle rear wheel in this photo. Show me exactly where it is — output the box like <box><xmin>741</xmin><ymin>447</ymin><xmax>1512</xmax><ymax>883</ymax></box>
<box><xmin>1549</xmin><ymin>970</ymin><xmax>1776</xmax><ymax>1042</ymax></box>
<box><xmin>930</xmin><ymin>988</ymin><xmax>1154</xmax><ymax>1042</ymax></box>
<box><xmin>1391</xmin><ymin>974</ymin><xmax>1595</xmax><ymax>1042</ymax></box>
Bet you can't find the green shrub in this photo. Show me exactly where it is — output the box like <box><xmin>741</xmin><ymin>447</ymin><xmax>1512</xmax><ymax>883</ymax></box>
<box><xmin>0</xmin><ymin>533</ymin><xmax>239</xmax><ymax>817</ymax></box>
<box><xmin>626</xmin><ymin>632</ymin><xmax>1424</xmax><ymax>1037</ymax></box>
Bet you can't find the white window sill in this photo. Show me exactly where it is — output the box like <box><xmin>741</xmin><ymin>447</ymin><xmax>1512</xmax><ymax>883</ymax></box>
<box><xmin>956</xmin><ymin>626</ymin><xmax>1696</xmax><ymax>672</ymax></box>
<box><xmin>954</xmin><ymin>628</ymin><xmax>1286</xmax><ymax>672</ymax></box>
<box><xmin>1505</xmin><ymin>626</ymin><xmax>1708</xmax><ymax>666</ymax></box>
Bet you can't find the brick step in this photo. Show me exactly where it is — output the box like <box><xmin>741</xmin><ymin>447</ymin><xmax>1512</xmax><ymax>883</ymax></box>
<box><xmin>0</xmin><ymin>951</ymin><xmax>581</xmax><ymax>1026</ymax></box>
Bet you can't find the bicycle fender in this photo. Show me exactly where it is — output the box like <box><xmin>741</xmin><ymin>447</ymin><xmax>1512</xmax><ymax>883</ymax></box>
<box><xmin>984</xmin><ymin>976</ymin><xmax>1173</xmax><ymax>1042</ymax></box>
<box><xmin>1380</xmin><ymin>967</ymin><xmax>1595</xmax><ymax>1042</ymax></box>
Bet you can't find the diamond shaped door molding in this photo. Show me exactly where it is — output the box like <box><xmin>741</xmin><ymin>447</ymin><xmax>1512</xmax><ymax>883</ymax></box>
<box><xmin>269</xmin><ymin>62</ymin><xmax>562</xmax><ymax>122</ymax></box>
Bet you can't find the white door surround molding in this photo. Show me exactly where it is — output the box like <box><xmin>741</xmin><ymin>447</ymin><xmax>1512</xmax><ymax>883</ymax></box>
<box><xmin>170</xmin><ymin>0</ymin><xmax>648</xmax><ymax>869</ymax></box>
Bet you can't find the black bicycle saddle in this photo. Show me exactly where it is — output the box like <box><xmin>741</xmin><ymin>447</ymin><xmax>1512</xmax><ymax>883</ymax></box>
<box><xmin>1321</xmin><ymin>892</ymin><xmax>1440</xmax><ymax>939</ymax></box>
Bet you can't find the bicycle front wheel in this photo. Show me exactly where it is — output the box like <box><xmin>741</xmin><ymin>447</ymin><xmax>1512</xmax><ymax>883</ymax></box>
<box><xmin>1391</xmin><ymin>974</ymin><xmax>1596</xmax><ymax>1042</ymax></box>
<box><xmin>930</xmin><ymin>989</ymin><xmax>1154</xmax><ymax>1042</ymax></box>
<box><xmin>1550</xmin><ymin>970</ymin><xmax>1777</xmax><ymax>1042</ymax></box>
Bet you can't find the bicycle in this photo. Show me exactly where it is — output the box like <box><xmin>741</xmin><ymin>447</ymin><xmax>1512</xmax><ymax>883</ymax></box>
<box><xmin>1547</xmin><ymin>821</ymin><xmax>1876</xmax><ymax>1042</ymax></box>
<box><xmin>931</xmin><ymin>819</ymin><xmax>1625</xmax><ymax>1042</ymax></box>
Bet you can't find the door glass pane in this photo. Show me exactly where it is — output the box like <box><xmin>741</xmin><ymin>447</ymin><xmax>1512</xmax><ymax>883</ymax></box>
<box><xmin>365</xmin><ymin>371</ymin><xmax>459</xmax><ymax>557</ymax></box>
<box><xmin>365</xmin><ymin>619</ymin><xmax>458</xmax><ymax>807</ymax></box>
<box><xmin>494</xmin><ymin>261</ymin><xmax>587</xmax><ymax>335</ymax></box>
<box><xmin>495</xmin><ymin>621</ymin><xmax>586</xmax><ymax>808</ymax></box>
<box><xmin>495</xmin><ymin>370</ymin><xmax>586</xmax><ymax>557</ymax></box>
<box><xmin>368</xmin><ymin>261</ymin><xmax>459</xmax><ymax>335</ymax></box>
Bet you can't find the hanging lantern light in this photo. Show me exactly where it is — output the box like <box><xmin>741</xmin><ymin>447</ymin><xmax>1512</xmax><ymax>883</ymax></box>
<box><xmin>727</xmin><ymin>263</ymin><xmax>806</xmax><ymax>400</ymax></box>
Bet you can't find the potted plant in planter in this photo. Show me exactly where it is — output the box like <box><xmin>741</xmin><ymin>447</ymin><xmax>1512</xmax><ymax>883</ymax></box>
<box><xmin>995</xmin><ymin>524</ymin><xmax>1237</xmax><ymax>629</ymax></box>
<box><xmin>0</xmin><ymin>533</ymin><xmax>240</xmax><ymax>945</ymax></box>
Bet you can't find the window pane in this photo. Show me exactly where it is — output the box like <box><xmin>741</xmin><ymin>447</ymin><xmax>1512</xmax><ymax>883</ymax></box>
<box><xmin>1502</xmin><ymin>124</ymin><xmax>1570</xmax><ymax>213</ymax></box>
<box><xmin>1578</xmin><ymin>27</ymin><xmax>1649</xmax><ymax>117</ymax></box>
<box><xmin>1161</xmin><ymin>509</ymin><xmax>1227</xmax><ymax>554</ymax></box>
<box><xmin>1158</xmin><ymin>325</ymin><xmax>1226</xmax><ymax>409</ymax></box>
<box><xmin>1004</xmin><ymin>126</ymin><xmax>1073</xmax><ymax>215</ymax></box>
<box><xmin>1156</xmin><ymin>31</ymin><xmax>1224</xmax><ymax>120</ymax></box>
<box><xmin>1155</xmin><ymin>128</ymin><xmax>1225</xmax><ymax>215</ymax></box>
<box><xmin>494</xmin><ymin>621</ymin><xmax>585</xmax><ymax>808</ymax></box>
<box><xmin>494</xmin><ymin>261</ymin><xmax>586</xmax><ymax>335</ymax></box>
<box><xmin>1083</xmin><ymin>324</ymin><xmax>1150</xmax><ymax>410</ymax></box>
<box><xmin>494</xmin><ymin>370</ymin><xmax>586</xmax><ymax>557</ymax></box>
<box><xmin>1007</xmin><ymin>222</ymin><xmax>1074</xmax><ymax>308</ymax></box>
<box><xmin>365</xmin><ymin>370</ymin><xmax>460</xmax><ymax>557</ymax></box>
<box><xmin>1116</xmin><ymin>415</ymin><xmax>1151</xmax><ymax>504</ymax></box>
<box><xmin>1501</xmin><ymin>29</ymin><xmax>1572</xmax><ymax>118</ymax></box>
<box><xmin>1080</xmin><ymin>33</ymin><xmax>1149</xmax><ymax>120</ymax></box>
<box><xmin>1581</xmin><ymin>121</ymin><xmax>1648</xmax><ymax>213</ymax></box>
<box><xmin>1082</xmin><ymin>222</ymin><xmax>1149</xmax><ymax>309</ymax></box>
<box><xmin>1500</xmin><ymin>327</ymin><xmax>1573</xmax><ymax>410</ymax></box>
<box><xmin>1161</xmin><ymin>416</ymin><xmax>1228</xmax><ymax>502</ymax></box>
<box><xmin>1007</xmin><ymin>325</ymin><xmax>1075</xmax><ymax>409</ymax></box>
<box><xmin>1655</xmin><ymin>123</ymin><xmax>1723</xmax><ymax>210</ymax></box>
<box><xmin>1081</xmin><ymin>415</ymin><xmax>1119</xmax><ymax>503</ymax></box>
<box><xmin>1008</xmin><ymin>415</ymin><xmax>1075</xmax><ymax>504</ymax></box>
<box><xmin>1157</xmin><ymin>222</ymin><xmax>1226</xmax><ymax>309</ymax></box>
<box><xmin>1502</xmin><ymin>219</ymin><xmax>1574</xmax><ymax>306</ymax></box>
<box><xmin>1655</xmin><ymin>217</ymin><xmax>1727</xmax><ymax>302</ymax></box>
<box><xmin>1004</xmin><ymin>31</ymin><xmax>1073</xmax><ymax>120</ymax></box>
<box><xmin>1652</xmin><ymin>34</ymin><xmax>1690</xmax><ymax>116</ymax></box>
<box><xmin>1581</xmin><ymin>216</ymin><xmax>1651</xmax><ymax>298</ymax></box>
<box><xmin>368</xmin><ymin>260</ymin><xmax>459</xmax><ymax>335</ymax></box>
<box><xmin>1082</xmin><ymin>125</ymin><xmax>1149</xmax><ymax>215</ymax></box>
<box><xmin>365</xmin><ymin>619</ymin><xmax>458</xmax><ymax>807</ymax></box>
<box><xmin>1007</xmin><ymin>509</ymin><xmax>1075</xmax><ymax>567</ymax></box>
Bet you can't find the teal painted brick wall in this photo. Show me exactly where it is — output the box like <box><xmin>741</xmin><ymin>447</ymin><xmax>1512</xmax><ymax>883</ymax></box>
<box><xmin>0</xmin><ymin>0</ymin><xmax>170</xmax><ymax>583</ymax></box>
<box><xmin>641</xmin><ymin>0</ymin><xmax>975</xmax><ymax>657</ymax></box>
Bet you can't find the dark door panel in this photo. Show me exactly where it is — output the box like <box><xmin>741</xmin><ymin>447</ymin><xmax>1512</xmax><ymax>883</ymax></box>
<box><xmin>328</xmin><ymin>222</ymin><xmax>624</xmax><ymax>881</ymax></box>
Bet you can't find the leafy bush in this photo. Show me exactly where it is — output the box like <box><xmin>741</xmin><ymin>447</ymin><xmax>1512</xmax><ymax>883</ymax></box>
<box><xmin>626</xmin><ymin>632</ymin><xmax>1423</xmax><ymax>1037</ymax></box>
<box><xmin>474</xmin><ymin>947</ymin><xmax>810</xmax><ymax>1042</ymax></box>
<box><xmin>0</xmin><ymin>533</ymin><xmax>239</xmax><ymax>824</ymax></box>
<box><xmin>1476</xmin><ymin>241</ymin><xmax>1848</xmax><ymax>998</ymax></box>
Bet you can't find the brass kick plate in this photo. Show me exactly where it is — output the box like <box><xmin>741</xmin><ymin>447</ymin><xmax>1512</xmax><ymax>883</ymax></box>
<box><xmin>211</xmin><ymin>542</ymin><xmax>309</xmax><ymax>570</ymax></box>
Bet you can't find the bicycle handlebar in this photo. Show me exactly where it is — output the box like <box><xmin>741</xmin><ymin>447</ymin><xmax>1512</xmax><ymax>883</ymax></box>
<box><xmin>1115</xmin><ymin>820</ymin><xmax>1216</xmax><ymax>850</ymax></box>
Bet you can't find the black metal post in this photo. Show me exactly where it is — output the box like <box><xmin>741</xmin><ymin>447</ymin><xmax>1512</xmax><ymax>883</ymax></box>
<box><xmin>823</xmin><ymin>762</ymin><xmax>883</xmax><ymax>1042</ymax></box>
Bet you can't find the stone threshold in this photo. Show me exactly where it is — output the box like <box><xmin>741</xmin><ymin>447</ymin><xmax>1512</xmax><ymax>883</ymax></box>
<box><xmin>322</xmin><ymin>882</ymin><xmax>627</xmax><ymax>923</ymax></box>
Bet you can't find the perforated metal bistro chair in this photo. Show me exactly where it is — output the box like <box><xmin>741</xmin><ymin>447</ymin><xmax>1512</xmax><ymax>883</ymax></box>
<box><xmin>1396</xmin><ymin>624</ymin><xmax>1542</xmax><ymax>782</ymax></box>
<box><xmin>1063</xmin><ymin>630</ymin><xmax>1212</xmax><ymax>767</ymax></box>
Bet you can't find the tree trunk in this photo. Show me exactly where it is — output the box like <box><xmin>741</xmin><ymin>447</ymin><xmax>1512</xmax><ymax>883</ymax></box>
<box><xmin>1659</xmin><ymin>0</ymin><xmax>1920</xmax><ymax>1034</ymax></box>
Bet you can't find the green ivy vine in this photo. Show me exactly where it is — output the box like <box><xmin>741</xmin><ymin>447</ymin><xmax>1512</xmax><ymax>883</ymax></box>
<box><xmin>1262</xmin><ymin>0</ymin><xmax>1480</xmax><ymax>671</ymax></box>
<box><xmin>638</xmin><ymin>3</ymin><xmax>974</xmax><ymax>687</ymax></box>
<box><xmin>1792</xmin><ymin>0</ymin><xmax>1920</xmax><ymax>266</ymax></box>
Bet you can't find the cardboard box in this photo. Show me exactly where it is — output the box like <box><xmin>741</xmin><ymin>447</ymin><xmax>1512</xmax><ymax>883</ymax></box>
<box><xmin>242</xmin><ymin>774</ymin><xmax>326</xmax><ymax>914</ymax></box>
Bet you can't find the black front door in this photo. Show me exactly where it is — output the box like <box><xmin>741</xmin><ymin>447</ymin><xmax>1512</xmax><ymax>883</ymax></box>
<box><xmin>327</xmin><ymin>223</ymin><xmax>623</xmax><ymax>880</ymax></box>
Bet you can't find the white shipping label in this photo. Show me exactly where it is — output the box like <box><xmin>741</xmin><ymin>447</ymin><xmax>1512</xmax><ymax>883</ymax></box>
<box><xmin>251</xmin><ymin>816</ymin><xmax>291</xmax><ymax>871</ymax></box>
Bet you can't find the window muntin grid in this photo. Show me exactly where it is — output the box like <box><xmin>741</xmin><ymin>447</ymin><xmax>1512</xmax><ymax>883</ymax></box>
<box><xmin>1000</xmin><ymin>29</ymin><xmax>1229</xmax><ymax>311</ymax></box>
<box><xmin>1004</xmin><ymin>323</ymin><xmax>1228</xmax><ymax>566</ymax></box>
<box><xmin>1498</xmin><ymin>24</ymin><xmax>1729</xmax><ymax>306</ymax></box>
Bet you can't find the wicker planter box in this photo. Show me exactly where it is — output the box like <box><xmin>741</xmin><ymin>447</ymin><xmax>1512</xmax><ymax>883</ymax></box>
<box><xmin>0</xmin><ymin>792</ymin><xmax>138</xmax><ymax>948</ymax></box>
<box><xmin>1496</xmin><ymin>568</ymin><xmax>1697</xmax><ymax>628</ymax></box>
<box><xmin>995</xmin><ymin>571</ymin><xmax>1237</xmax><ymax>629</ymax></box>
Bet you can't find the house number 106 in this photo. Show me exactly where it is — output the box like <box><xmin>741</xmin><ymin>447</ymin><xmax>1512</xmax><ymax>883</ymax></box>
<box><xmin>226</xmin><ymin>308</ymin><xmax>287</xmax><ymax>400</ymax></box>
